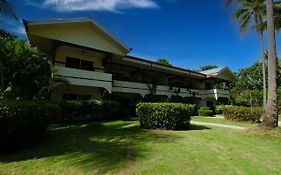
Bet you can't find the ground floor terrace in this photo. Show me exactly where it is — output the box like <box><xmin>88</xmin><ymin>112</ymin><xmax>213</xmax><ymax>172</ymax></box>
<box><xmin>51</xmin><ymin>85</ymin><xmax>230</xmax><ymax>116</ymax></box>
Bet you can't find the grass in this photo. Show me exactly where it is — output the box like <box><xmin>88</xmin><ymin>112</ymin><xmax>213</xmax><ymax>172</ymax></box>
<box><xmin>1</xmin><ymin>121</ymin><xmax>281</xmax><ymax>175</ymax></box>
<box><xmin>192</xmin><ymin>116</ymin><xmax>256</xmax><ymax>127</ymax></box>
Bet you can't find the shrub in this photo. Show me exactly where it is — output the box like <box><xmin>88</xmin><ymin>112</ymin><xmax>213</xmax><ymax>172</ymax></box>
<box><xmin>216</xmin><ymin>105</ymin><xmax>225</xmax><ymax>114</ymax></box>
<box><xmin>198</xmin><ymin>107</ymin><xmax>213</xmax><ymax>116</ymax></box>
<box><xmin>57</xmin><ymin>100</ymin><xmax>82</xmax><ymax>121</ymax></box>
<box><xmin>56</xmin><ymin>99</ymin><xmax>121</xmax><ymax>122</ymax></box>
<box><xmin>0</xmin><ymin>100</ymin><xmax>59</xmax><ymax>152</ymax></box>
<box><xmin>223</xmin><ymin>105</ymin><xmax>262</xmax><ymax>123</ymax></box>
<box><xmin>136</xmin><ymin>103</ymin><xmax>194</xmax><ymax>130</ymax></box>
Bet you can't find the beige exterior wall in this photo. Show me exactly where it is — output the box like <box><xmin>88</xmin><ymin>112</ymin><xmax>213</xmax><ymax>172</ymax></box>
<box><xmin>55</xmin><ymin>46</ymin><xmax>104</xmax><ymax>70</ymax></box>
<box><xmin>51</xmin><ymin>85</ymin><xmax>103</xmax><ymax>101</ymax></box>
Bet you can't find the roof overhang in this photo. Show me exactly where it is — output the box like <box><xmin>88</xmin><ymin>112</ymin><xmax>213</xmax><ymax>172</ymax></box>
<box><xmin>123</xmin><ymin>56</ymin><xmax>206</xmax><ymax>79</ymax></box>
<box><xmin>23</xmin><ymin>18</ymin><xmax>131</xmax><ymax>55</ymax></box>
<box><xmin>203</xmin><ymin>67</ymin><xmax>236</xmax><ymax>81</ymax></box>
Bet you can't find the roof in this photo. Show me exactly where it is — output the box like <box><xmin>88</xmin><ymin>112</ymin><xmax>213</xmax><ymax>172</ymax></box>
<box><xmin>23</xmin><ymin>17</ymin><xmax>131</xmax><ymax>53</ymax></box>
<box><xmin>124</xmin><ymin>55</ymin><xmax>206</xmax><ymax>78</ymax></box>
<box><xmin>200</xmin><ymin>67</ymin><xmax>224</xmax><ymax>75</ymax></box>
<box><xmin>200</xmin><ymin>67</ymin><xmax>236</xmax><ymax>81</ymax></box>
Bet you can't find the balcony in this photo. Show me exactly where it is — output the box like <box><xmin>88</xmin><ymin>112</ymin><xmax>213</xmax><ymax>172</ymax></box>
<box><xmin>112</xmin><ymin>80</ymin><xmax>174</xmax><ymax>97</ymax></box>
<box><xmin>112</xmin><ymin>80</ymin><xmax>229</xmax><ymax>100</ymax></box>
<box><xmin>203</xmin><ymin>89</ymin><xmax>230</xmax><ymax>100</ymax></box>
<box><xmin>54</xmin><ymin>66</ymin><xmax>113</xmax><ymax>93</ymax></box>
<box><xmin>112</xmin><ymin>80</ymin><xmax>201</xmax><ymax>98</ymax></box>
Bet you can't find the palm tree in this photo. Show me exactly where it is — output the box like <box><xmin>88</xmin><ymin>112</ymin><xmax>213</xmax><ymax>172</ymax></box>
<box><xmin>264</xmin><ymin>0</ymin><xmax>278</xmax><ymax>127</ymax></box>
<box><xmin>0</xmin><ymin>0</ymin><xmax>17</xmax><ymax>20</ymax></box>
<box><xmin>225</xmin><ymin>0</ymin><xmax>267</xmax><ymax>111</ymax></box>
<box><xmin>273</xmin><ymin>3</ymin><xmax>281</xmax><ymax>30</ymax></box>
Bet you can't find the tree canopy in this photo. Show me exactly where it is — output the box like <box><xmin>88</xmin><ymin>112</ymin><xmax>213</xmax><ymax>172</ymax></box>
<box><xmin>0</xmin><ymin>30</ymin><xmax>52</xmax><ymax>99</ymax></box>
<box><xmin>156</xmin><ymin>58</ymin><xmax>171</xmax><ymax>65</ymax></box>
<box><xmin>230</xmin><ymin>60</ymin><xmax>281</xmax><ymax>107</ymax></box>
<box><xmin>0</xmin><ymin>29</ymin><xmax>16</xmax><ymax>40</ymax></box>
<box><xmin>198</xmin><ymin>65</ymin><xmax>218</xmax><ymax>72</ymax></box>
<box><xmin>0</xmin><ymin>0</ymin><xmax>17</xmax><ymax>20</ymax></box>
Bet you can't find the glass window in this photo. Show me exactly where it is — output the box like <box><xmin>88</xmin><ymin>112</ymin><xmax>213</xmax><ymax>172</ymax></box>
<box><xmin>81</xmin><ymin>60</ymin><xmax>94</xmax><ymax>71</ymax></box>
<box><xmin>205</xmin><ymin>82</ymin><xmax>213</xmax><ymax>89</ymax></box>
<box><xmin>65</xmin><ymin>57</ymin><xmax>80</xmax><ymax>69</ymax></box>
<box><xmin>63</xmin><ymin>93</ymin><xmax>78</xmax><ymax>100</ymax></box>
<box><xmin>65</xmin><ymin>57</ymin><xmax>94</xmax><ymax>71</ymax></box>
<box><xmin>63</xmin><ymin>94</ymin><xmax>92</xmax><ymax>100</ymax></box>
<box><xmin>78</xmin><ymin>94</ymin><xmax>92</xmax><ymax>100</ymax></box>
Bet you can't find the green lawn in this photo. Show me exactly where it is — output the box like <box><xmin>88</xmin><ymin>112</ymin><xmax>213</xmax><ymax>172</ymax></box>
<box><xmin>192</xmin><ymin>117</ymin><xmax>255</xmax><ymax>127</ymax></box>
<box><xmin>1</xmin><ymin>121</ymin><xmax>281</xmax><ymax>175</ymax></box>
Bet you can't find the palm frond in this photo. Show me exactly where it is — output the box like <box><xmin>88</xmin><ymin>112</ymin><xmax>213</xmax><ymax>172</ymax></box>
<box><xmin>225</xmin><ymin>0</ymin><xmax>235</xmax><ymax>8</ymax></box>
<box><xmin>0</xmin><ymin>0</ymin><xmax>17</xmax><ymax>20</ymax></box>
<box><xmin>225</xmin><ymin>0</ymin><xmax>242</xmax><ymax>8</ymax></box>
<box><xmin>233</xmin><ymin>7</ymin><xmax>252</xmax><ymax>32</ymax></box>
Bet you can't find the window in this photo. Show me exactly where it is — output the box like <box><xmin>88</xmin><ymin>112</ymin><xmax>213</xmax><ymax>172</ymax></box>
<box><xmin>78</xmin><ymin>94</ymin><xmax>91</xmax><ymax>100</ymax></box>
<box><xmin>65</xmin><ymin>57</ymin><xmax>80</xmax><ymax>69</ymax></box>
<box><xmin>205</xmin><ymin>82</ymin><xmax>213</xmax><ymax>89</ymax></box>
<box><xmin>207</xmin><ymin>100</ymin><xmax>214</xmax><ymax>108</ymax></box>
<box><xmin>65</xmin><ymin>57</ymin><xmax>94</xmax><ymax>71</ymax></box>
<box><xmin>81</xmin><ymin>60</ymin><xmax>94</xmax><ymax>71</ymax></box>
<box><xmin>63</xmin><ymin>93</ymin><xmax>78</xmax><ymax>100</ymax></box>
<box><xmin>63</xmin><ymin>93</ymin><xmax>92</xmax><ymax>100</ymax></box>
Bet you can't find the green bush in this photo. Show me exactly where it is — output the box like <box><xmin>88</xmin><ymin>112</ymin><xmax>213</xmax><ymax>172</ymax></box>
<box><xmin>198</xmin><ymin>107</ymin><xmax>213</xmax><ymax>116</ymax></box>
<box><xmin>0</xmin><ymin>100</ymin><xmax>59</xmax><ymax>152</ymax></box>
<box><xmin>56</xmin><ymin>99</ymin><xmax>121</xmax><ymax>122</ymax></box>
<box><xmin>57</xmin><ymin>100</ymin><xmax>82</xmax><ymax>121</ymax></box>
<box><xmin>223</xmin><ymin>105</ymin><xmax>262</xmax><ymax>123</ymax></box>
<box><xmin>216</xmin><ymin>105</ymin><xmax>225</xmax><ymax>114</ymax></box>
<box><xmin>136</xmin><ymin>103</ymin><xmax>194</xmax><ymax>130</ymax></box>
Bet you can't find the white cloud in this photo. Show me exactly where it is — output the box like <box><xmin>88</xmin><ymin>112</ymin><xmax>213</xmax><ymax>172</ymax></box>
<box><xmin>41</xmin><ymin>0</ymin><xmax>158</xmax><ymax>12</ymax></box>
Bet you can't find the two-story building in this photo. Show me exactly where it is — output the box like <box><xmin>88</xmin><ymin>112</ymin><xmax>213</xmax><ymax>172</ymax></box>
<box><xmin>23</xmin><ymin>18</ymin><xmax>235</xmax><ymax>112</ymax></box>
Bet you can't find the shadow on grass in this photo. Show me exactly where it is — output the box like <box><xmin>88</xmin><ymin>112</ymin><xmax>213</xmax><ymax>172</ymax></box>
<box><xmin>0</xmin><ymin>121</ymin><xmax>186</xmax><ymax>174</ymax></box>
<box><xmin>189</xmin><ymin>124</ymin><xmax>210</xmax><ymax>130</ymax></box>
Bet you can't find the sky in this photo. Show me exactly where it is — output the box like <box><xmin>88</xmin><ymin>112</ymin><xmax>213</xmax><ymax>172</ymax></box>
<box><xmin>1</xmin><ymin>0</ymin><xmax>281</xmax><ymax>72</ymax></box>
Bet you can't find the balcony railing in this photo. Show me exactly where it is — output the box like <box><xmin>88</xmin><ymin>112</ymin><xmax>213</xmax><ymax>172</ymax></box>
<box><xmin>54</xmin><ymin>66</ymin><xmax>113</xmax><ymax>93</ymax></box>
<box><xmin>112</xmin><ymin>80</ymin><xmax>229</xmax><ymax>99</ymax></box>
<box><xmin>54</xmin><ymin>66</ymin><xmax>229</xmax><ymax>100</ymax></box>
<box><xmin>112</xmin><ymin>80</ymin><xmax>173</xmax><ymax>97</ymax></box>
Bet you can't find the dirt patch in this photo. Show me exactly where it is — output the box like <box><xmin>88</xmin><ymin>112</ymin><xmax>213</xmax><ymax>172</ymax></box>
<box><xmin>246</xmin><ymin>124</ymin><xmax>281</xmax><ymax>137</ymax></box>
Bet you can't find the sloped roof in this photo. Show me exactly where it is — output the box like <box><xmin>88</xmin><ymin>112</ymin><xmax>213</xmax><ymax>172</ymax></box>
<box><xmin>23</xmin><ymin>17</ymin><xmax>131</xmax><ymax>54</ymax></box>
<box><xmin>200</xmin><ymin>67</ymin><xmax>236</xmax><ymax>81</ymax></box>
<box><xmin>124</xmin><ymin>55</ymin><xmax>206</xmax><ymax>78</ymax></box>
<box><xmin>200</xmin><ymin>67</ymin><xmax>224</xmax><ymax>75</ymax></box>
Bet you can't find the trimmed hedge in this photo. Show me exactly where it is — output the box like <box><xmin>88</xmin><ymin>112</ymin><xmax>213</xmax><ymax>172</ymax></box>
<box><xmin>216</xmin><ymin>105</ymin><xmax>225</xmax><ymax>114</ymax></box>
<box><xmin>222</xmin><ymin>105</ymin><xmax>263</xmax><ymax>123</ymax></box>
<box><xmin>56</xmin><ymin>99</ymin><xmax>123</xmax><ymax>122</ymax></box>
<box><xmin>136</xmin><ymin>103</ymin><xmax>194</xmax><ymax>130</ymax></box>
<box><xmin>198</xmin><ymin>107</ymin><xmax>213</xmax><ymax>116</ymax></box>
<box><xmin>0</xmin><ymin>100</ymin><xmax>59</xmax><ymax>152</ymax></box>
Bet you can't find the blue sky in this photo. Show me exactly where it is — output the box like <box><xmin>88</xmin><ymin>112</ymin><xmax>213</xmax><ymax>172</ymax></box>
<box><xmin>1</xmin><ymin>0</ymin><xmax>280</xmax><ymax>71</ymax></box>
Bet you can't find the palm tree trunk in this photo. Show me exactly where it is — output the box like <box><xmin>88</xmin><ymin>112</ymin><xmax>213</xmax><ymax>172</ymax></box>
<box><xmin>264</xmin><ymin>0</ymin><xmax>278</xmax><ymax>128</ymax></box>
<box><xmin>257</xmin><ymin>31</ymin><xmax>267</xmax><ymax>111</ymax></box>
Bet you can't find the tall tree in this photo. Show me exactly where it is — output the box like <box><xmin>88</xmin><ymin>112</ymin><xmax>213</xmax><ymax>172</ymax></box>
<box><xmin>198</xmin><ymin>65</ymin><xmax>218</xmax><ymax>72</ymax></box>
<box><xmin>264</xmin><ymin>0</ymin><xmax>278</xmax><ymax>127</ymax></box>
<box><xmin>0</xmin><ymin>0</ymin><xmax>17</xmax><ymax>20</ymax></box>
<box><xmin>156</xmin><ymin>58</ymin><xmax>171</xmax><ymax>65</ymax></box>
<box><xmin>0</xmin><ymin>39</ymin><xmax>52</xmax><ymax>99</ymax></box>
<box><xmin>0</xmin><ymin>29</ymin><xmax>16</xmax><ymax>40</ymax></box>
<box><xmin>225</xmin><ymin>0</ymin><xmax>267</xmax><ymax>111</ymax></box>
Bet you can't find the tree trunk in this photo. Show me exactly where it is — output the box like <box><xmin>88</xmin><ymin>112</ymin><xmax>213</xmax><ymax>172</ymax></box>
<box><xmin>264</xmin><ymin>0</ymin><xmax>278</xmax><ymax>128</ymax></box>
<box><xmin>257</xmin><ymin>31</ymin><xmax>267</xmax><ymax>111</ymax></box>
